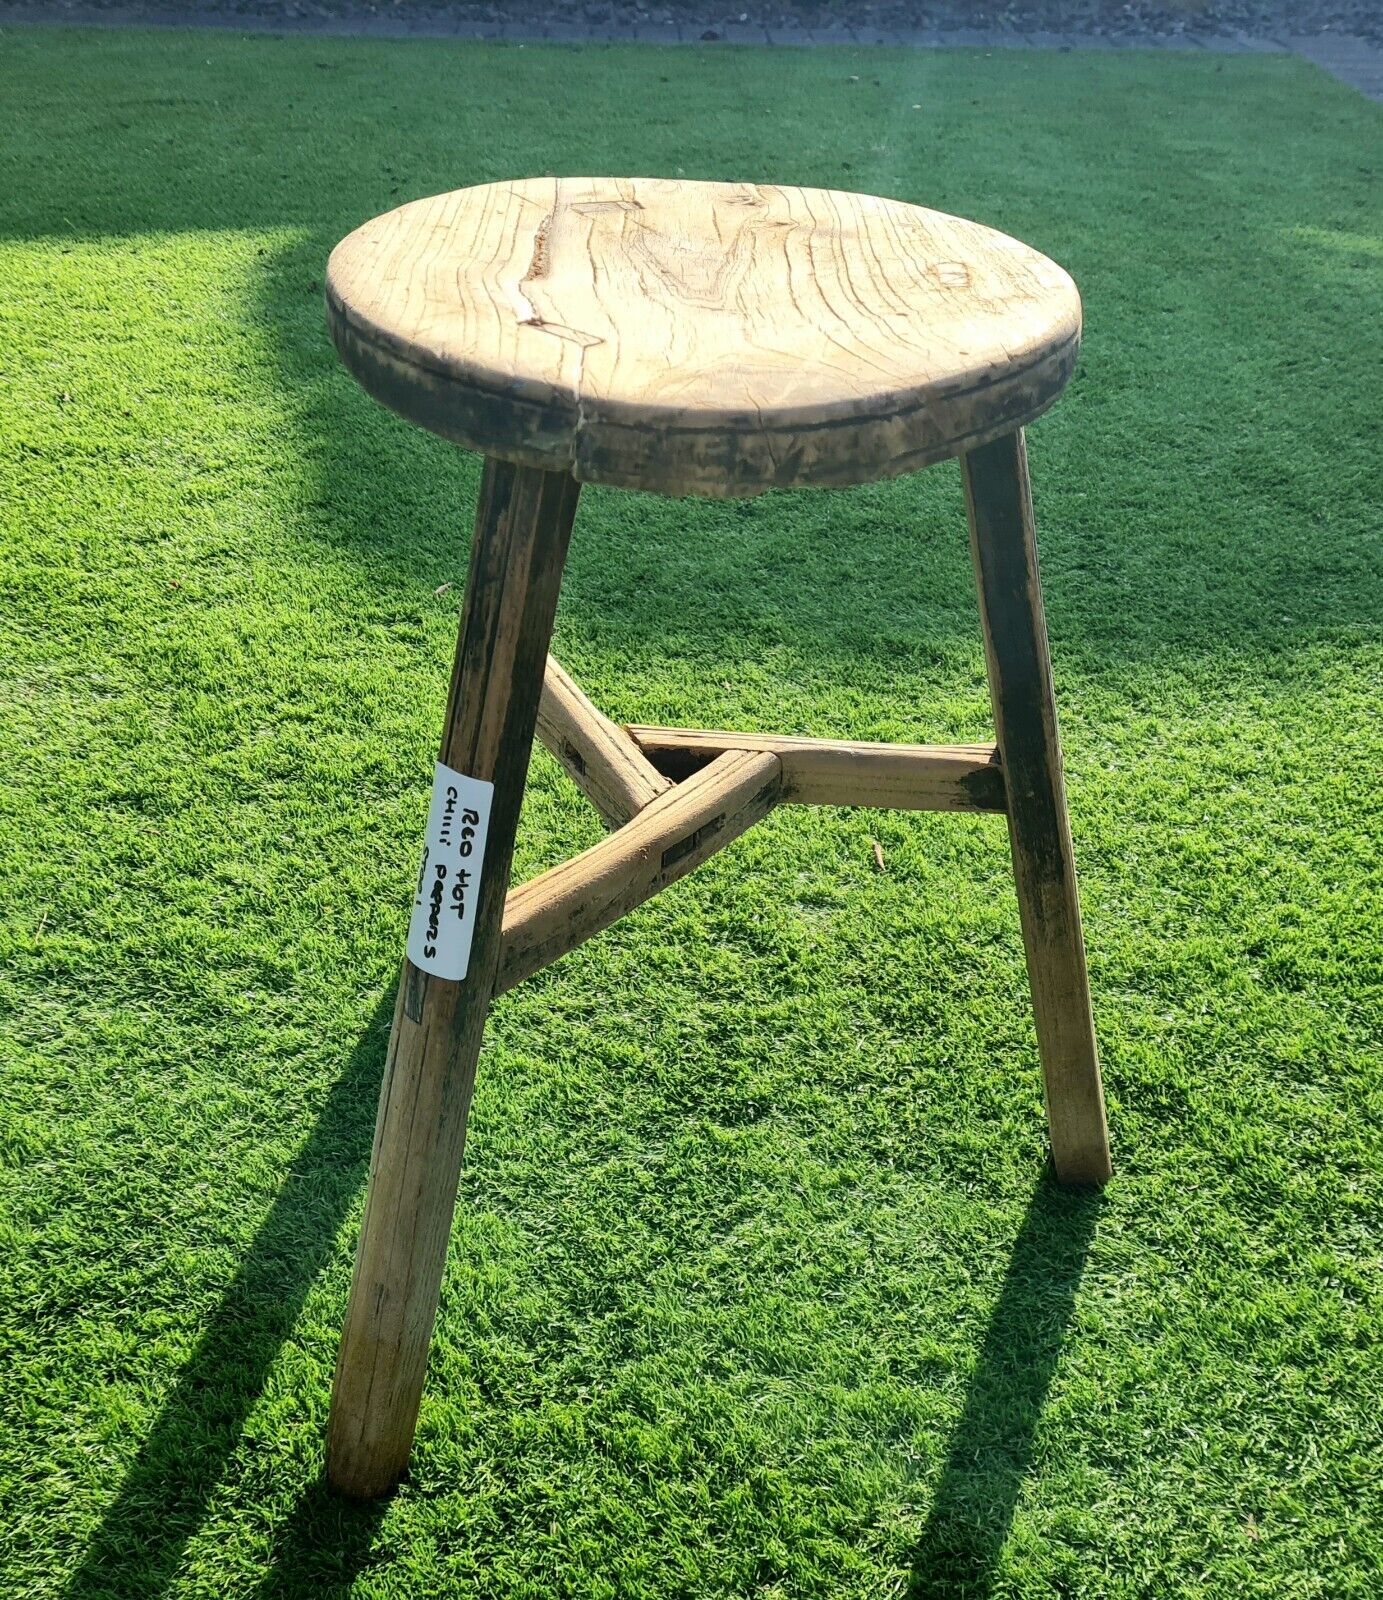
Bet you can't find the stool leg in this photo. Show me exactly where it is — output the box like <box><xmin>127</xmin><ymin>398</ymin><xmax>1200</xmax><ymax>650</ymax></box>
<box><xmin>327</xmin><ymin>458</ymin><xmax>580</xmax><ymax>1498</ymax></box>
<box><xmin>961</xmin><ymin>430</ymin><xmax>1111</xmax><ymax>1188</ymax></box>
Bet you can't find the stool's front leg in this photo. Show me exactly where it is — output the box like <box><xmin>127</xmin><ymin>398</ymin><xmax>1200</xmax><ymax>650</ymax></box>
<box><xmin>962</xmin><ymin>430</ymin><xmax>1112</xmax><ymax>1188</ymax></box>
<box><xmin>328</xmin><ymin>458</ymin><xmax>580</xmax><ymax>1498</ymax></box>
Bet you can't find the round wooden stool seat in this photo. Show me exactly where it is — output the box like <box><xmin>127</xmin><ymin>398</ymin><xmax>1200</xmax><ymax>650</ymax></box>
<box><xmin>326</xmin><ymin>176</ymin><xmax>1081</xmax><ymax>498</ymax></box>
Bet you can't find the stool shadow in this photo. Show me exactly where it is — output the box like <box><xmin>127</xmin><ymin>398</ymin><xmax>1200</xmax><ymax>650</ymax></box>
<box><xmin>905</xmin><ymin>1173</ymin><xmax>1102</xmax><ymax>1600</ymax></box>
<box><xmin>250</xmin><ymin>1477</ymin><xmax>388</xmax><ymax>1600</ymax></box>
<box><xmin>60</xmin><ymin>992</ymin><xmax>394</xmax><ymax>1600</ymax></box>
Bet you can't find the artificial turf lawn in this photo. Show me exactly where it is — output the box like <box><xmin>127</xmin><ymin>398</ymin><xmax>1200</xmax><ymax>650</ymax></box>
<box><xmin>1</xmin><ymin>21</ymin><xmax>1381</xmax><ymax>1599</ymax></box>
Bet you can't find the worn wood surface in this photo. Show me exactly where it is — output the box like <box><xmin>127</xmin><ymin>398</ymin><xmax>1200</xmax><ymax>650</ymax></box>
<box><xmin>536</xmin><ymin>654</ymin><xmax>672</xmax><ymax>827</ymax></box>
<box><xmin>627</xmin><ymin>727</ymin><xmax>1006</xmax><ymax>813</ymax></box>
<box><xmin>496</xmin><ymin>749</ymin><xmax>782</xmax><ymax>995</ymax></box>
<box><xmin>962</xmin><ymin>430</ymin><xmax>1111</xmax><ymax>1187</ymax></box>
<box><xmin>327</xmin><ymin>177</ymin><xmax>1081</xmax><ymax>497</ymax></box>
<box><xmin>327</xmin><ymin>459</ymin><xmax>580</xmax><ymax>1500</ymax></box>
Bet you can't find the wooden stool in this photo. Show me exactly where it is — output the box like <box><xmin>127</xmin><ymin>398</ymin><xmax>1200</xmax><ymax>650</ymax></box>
<box><xmin>323</xmin><ymin>178</ymin><xmax>1111</xmax><ymax>1499</ymax></box>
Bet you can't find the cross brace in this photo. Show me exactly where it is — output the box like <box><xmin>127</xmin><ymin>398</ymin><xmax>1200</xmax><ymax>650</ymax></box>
<box><xmin>500</xmin><ymin>654</ymin><xmax>1007</xmax><ymax>991</ymax></box>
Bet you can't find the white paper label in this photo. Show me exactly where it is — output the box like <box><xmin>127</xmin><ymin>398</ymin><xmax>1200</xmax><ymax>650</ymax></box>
<box><xmin>406</xmin><ymin>762</ymin><xmax>494</xmax><ymax>981</ymax></box>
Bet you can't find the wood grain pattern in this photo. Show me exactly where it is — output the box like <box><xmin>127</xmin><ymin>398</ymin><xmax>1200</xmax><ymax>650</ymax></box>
<box><xmin>536</xmin><ymin>653</ymin><xmax>673</xmax><ymax>827</ymax></box>
<box><xmin>327</xmin><ymin>177</ymin><xmax>1081</xmax><ymax>497</ymax></box>
<box><xmin>627</xmin><ymin>727</ymin><xmax>1006</xmax><ymax>813</ymax></box>
<box><xmin>496</xmin><ymin>749</ymin><xmax>782</xmax><ymax>995</ymax></box>
<box><xmin>326</xmin><ymin>459</ymin><xmax>580</xmax><ymax>1499</ymax></box>
<box><xmin>962</xmin><ymin>430</ymin><xmax>1111</xmax><ymax>1188</ymax></box>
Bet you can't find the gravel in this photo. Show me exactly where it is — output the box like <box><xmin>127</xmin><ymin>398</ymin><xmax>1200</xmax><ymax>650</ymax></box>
<box><xmin>6</xmin><ymin>0</ymin><xmax>1381</xmax><ymax>46</ymax></box>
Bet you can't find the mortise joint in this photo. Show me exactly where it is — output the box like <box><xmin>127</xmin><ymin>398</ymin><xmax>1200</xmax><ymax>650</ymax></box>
<box><xmin>662</xmin><ymin>813</ymin><xmax>726</xmax><ymax>871</ymax></box>
<box><xmin>404</xmin><ymin>963</ymin><xmax>426</xmax><ymax>1021</ymax></box>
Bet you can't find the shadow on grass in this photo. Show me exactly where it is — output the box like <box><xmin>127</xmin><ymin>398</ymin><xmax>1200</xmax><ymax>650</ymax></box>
<box><xmin>61</xmin><ymin>992</ymin><xmax>394</xmax><ymax>1600</ymax></box>
<box><xmin>251</xmin><ymin>1477</ymin><xmax>389</xmax><ymax>1600</ymax></box>
<box><xmin>905</xmin><ymin>1173</ymin><xmax>1103</xmax><ymax>1600</ymax></box>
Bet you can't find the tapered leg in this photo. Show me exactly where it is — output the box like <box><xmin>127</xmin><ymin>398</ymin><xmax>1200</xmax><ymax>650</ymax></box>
<box><xmin>962</xmin><ymin>430</ymin><xmax>1112</xmax><ymax>1187</ymax></box>
<box><xmin>327</xmin><ymin>459</ymin><xmax>581</xmax><ymax>1498</ymax></box>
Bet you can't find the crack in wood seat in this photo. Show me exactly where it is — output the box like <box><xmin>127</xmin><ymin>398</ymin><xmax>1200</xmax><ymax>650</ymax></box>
<box><xmin>326</xmin><ymin>176</ymin><xmax>1082</xmax><ymax>497</ymax></box>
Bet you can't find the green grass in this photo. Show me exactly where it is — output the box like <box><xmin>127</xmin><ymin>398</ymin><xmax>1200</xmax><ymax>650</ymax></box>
<box><xmin>1</xmin><ymin>23</ymin><xmax>1380</xmax><ymax>1600</ymax></box>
